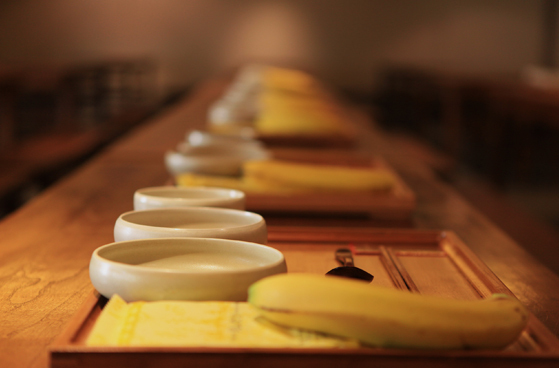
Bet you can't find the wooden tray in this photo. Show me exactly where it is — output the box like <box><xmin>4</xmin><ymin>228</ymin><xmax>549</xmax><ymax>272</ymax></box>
<box><xmin>245</xmin><ymin>150</ymin><xmax>416</xmax><ymax>220</ymax></box>
<box><xmin>50</xmin><ymin>228</ymin><xmax>559</xmax><ymax>367</ymax></box>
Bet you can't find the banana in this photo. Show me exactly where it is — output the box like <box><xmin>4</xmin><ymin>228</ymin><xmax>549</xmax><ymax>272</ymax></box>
<box><xmin>175</xmin><ymin>172</ymin><xmax>305</xmax><ymax>194</ymax></box>
<box><xmin>255</xmin><ymin>108</ymin><xmax>347</xmax><ymax>136</ymax></box>
<box><xmin>247</xmin><ymin>273</ymin><xmax>529</xmax><ymax>350</ymax></box>
<box><xmin>256</xmin><ymin>93</ymin><xmax>347</xmax><ymax>136</ymax></box>
<box><xmin>243</xmin><ymin>160</ymin><xmax>396</xmax><ymax>192</ymax></box>
<box><xmin>177</xmin><ymin>160</ymin><xmax>397</xmax><ymax>194</ymax></box>
<box><xmin>261</xmin><ymin>66</ymin><xmax>321</xmax><ymax>94</ymax></box>
<box><xmin>176</xmin><ymin>173</ymin><xmax>248</xmax><ymax>191</ymax></box>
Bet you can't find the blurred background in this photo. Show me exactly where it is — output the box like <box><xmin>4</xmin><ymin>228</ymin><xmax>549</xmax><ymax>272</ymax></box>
<box><xmin>0</xmin><ymin>0</ymin><xmax>557</xmax><ymax>245</ymax></box>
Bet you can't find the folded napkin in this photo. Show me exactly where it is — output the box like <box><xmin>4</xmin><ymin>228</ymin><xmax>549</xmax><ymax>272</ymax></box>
<box><xmin>86</xmin><ymin>295</ymin><xmax>358</xmax><ymax>348</ymax></box>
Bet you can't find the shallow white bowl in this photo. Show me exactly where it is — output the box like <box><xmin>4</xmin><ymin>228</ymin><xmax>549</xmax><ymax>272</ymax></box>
<box><xmin>187</xmin><ymin>130</ymin><xmax>262</xmax><ymax>149</ymax></box>
<box><xmin>89</xmin><ymin>237</ymin><xmax>287</xmax><ymax>302</ymax></box>
<box><xmin>114</xmin><ymin>207</ymin><xmax>267</xmax><ymax>244</ymax></box>
<box><xmin>134</xmin><ymin>186</ymin><xmax>246</xmax><ymax>211</ymax></box>
<box><xmin>165</xmin><ymin>143</ymin><xmax>270</xmax><ymax>176</ymax></box>
<box><xmin>208</xmin><ymin>99</ymin><xmax>257</xmax><ymax>125</ymax></box>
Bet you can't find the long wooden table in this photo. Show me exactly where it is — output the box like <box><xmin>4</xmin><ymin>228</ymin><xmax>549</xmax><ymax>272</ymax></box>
<box><xmin>1</xmin><ymin>76</ymin><xmax>559</xmax><ymax>368</ymax></box>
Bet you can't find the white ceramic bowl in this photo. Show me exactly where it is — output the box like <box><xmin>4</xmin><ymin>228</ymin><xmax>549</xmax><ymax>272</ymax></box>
<box><xmin>134</xmin><ymin>186</ymin><xmax>246</xmax><ymax>211</ymax></box>
<box><xmin>114</xmin><ymin>207</ymin><xmax>267</xmax><ymax>244</ymax></box>
<box><xmin>165</xmin><ymin>143</ymin><xmax>270</xmax><ymax>176</ymax></box>
<box><xmin>89</xmin><ymin>237</ymin><xmax>287</xmax><ymax>302</ymax></box>
<box><xmin>187</xmin><ymin>130</ymin><xmax>262</xmax><ymax>149</ymax></box>
<box><xmin>207</xmin><ymin>99</ymin><xmax>257</xmax><ymax>125</ymax></box>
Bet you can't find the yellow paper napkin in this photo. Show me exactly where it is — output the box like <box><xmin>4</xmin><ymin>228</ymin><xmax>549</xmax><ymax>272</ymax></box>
<box><xmin>86</xmin><ymin>295</ymin><xmax>359</xmax><ymax>348</ymax></box>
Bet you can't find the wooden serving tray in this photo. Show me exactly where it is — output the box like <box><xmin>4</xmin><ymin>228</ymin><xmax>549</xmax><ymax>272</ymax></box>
<box><xmin>50</xmin><ymin>228</ymin><xmax>559</xmax><ymax>367</ymax></box>
<box><xmin>246</xmin><ymin>149</ymin><xmax>416</xmax><ymax>220</ymax></box>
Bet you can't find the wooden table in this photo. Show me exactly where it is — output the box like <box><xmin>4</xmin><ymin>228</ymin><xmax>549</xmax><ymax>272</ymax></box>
<box><xmin>1</xmin><ymin>76</ymin><xmax>559</xmax><ymax>368</ymax></box>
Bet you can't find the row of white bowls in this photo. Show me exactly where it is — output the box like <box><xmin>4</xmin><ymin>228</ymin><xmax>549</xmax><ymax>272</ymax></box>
<box><xmin>89</xmin><ymin>186</ymin><xmax>287</xmax><ymax>303</ymax></box>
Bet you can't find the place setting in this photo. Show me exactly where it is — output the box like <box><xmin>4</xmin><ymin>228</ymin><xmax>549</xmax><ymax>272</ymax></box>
<box><xmin>50</xmin><ymin>65</ymin><xmax>559</xmax><ymax>368</ymax></box>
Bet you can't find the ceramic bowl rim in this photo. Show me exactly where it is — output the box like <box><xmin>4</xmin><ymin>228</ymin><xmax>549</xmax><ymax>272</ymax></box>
<box><xmin>91</xmin><ymin>237</ymin><xmax>285</xmax><ymax>276</ymax></box>
<box><xmin>116</xmin><ymin>207</ymin><xmax>264</xmax><ymax>234</ymax></box>
<box><xmin>134</xmin><ymin>186</ymin><xmax>245</xmax><ymax>206</ymax></box>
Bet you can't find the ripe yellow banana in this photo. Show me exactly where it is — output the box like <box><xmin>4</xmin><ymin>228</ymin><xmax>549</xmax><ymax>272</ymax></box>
<box><xmin>177</xmin><ymin>160</ymin><xmax>397</xmax><ymax>194</ymax></box>
<box><xmin>176</xmin><ymin>173</ymin><xmax>248</xmax><ymax>191</ymax></box>
<box><xmin>243</xmin><ymin>160</ymin><xmax>396</xmax><ymax>192</ymax></box>
<box><xmin>248</xmin><ymin>273</ymin><xmax>529</xmax><ymax>349</ymax></box>
<box><xmin>256</xmin><ymin>93</ymin><xmax>347</xmax><ymax>136</ymax></box>
<box><xmin>175</xmin><ymin>172</ymin><xmax>306</xmax><ymax>194</ymax></box>
<box><xmin>255</xmin><ymin>109</ymin><xmax>346</xmax><ymax>136</ymax></box>
<box><xmin>261</xmin><ymin>66</ymin><xmax>320</xmax><ymax>94</ymax></box>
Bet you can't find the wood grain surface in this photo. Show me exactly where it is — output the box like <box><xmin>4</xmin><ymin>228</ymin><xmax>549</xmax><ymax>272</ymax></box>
<box><xmin>1</xmin><ymin>75</ymin><xmax>559</xmax><ymax>368</ymax></box>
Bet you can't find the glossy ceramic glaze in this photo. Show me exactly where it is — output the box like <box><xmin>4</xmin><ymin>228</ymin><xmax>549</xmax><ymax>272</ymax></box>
<box><xmin>133</xmin><ymin>186</ymin><xmax>246</xmax><ymax>211</ymax></box>
<box><xmin>114</xmin><ymin>207</ymin><xmax>267</xmax><ymax>244</ymax></box>
<box><xmin>89</xmin><ymin>237</ymin><xmax>287</xmax><ymax>301</ymax></box>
